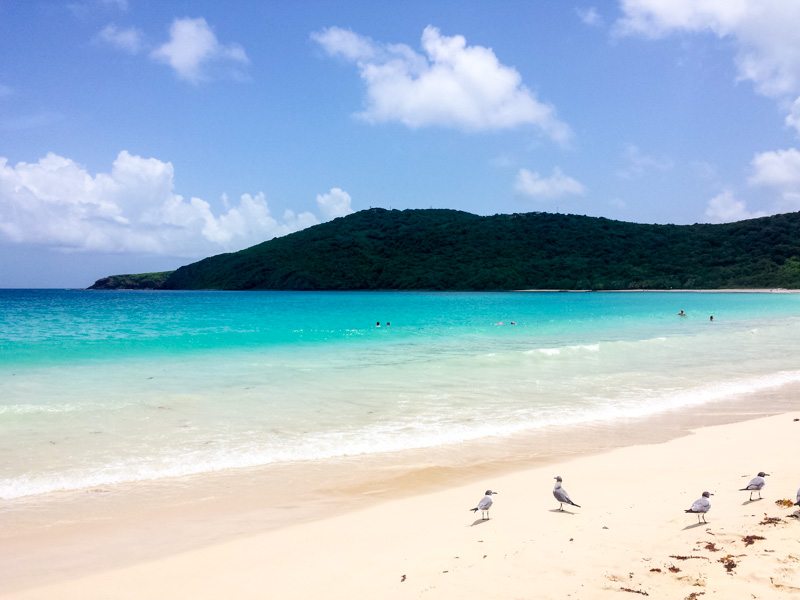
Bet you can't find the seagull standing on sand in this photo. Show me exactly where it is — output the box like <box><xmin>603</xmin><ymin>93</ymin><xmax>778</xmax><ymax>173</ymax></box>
<box><xmin>470</xmin><ymin>490</ymin><xmax>497</xmax><ymax>520</ymax></box>
<box><xmin>740</xmin><ymin>471</ymin><xmax>769</xmax><ymax>500</ymax></box>
<box><xmin>685</xmin><ymin>491</ymin><xmax>713</xmax><ymax>523</ymax></box>
<box><xmin>553</xmin><ymin>476</ymin><xmax>581</xmax><ymax>511</ymax></box>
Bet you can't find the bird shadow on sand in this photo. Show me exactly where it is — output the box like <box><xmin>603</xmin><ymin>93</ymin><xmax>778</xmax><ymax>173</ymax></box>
<box><xmin>742</xmin><ymin>498</ymin><xmax>764</xmax><ymax>506</ymax></box>
<box><xmin>549</xmin><ymin>509</ymin><xmax>577</xmax><ymax>515</ymax></box>
<box><xmin>682</xmin><ymin>522</ymin><xmax>707</xmax><ymax>530</ymax></box>
<box><xmin>470</xmin><ymin>518</ymin><xmax>491</xmax><ymax>527</ymax></box>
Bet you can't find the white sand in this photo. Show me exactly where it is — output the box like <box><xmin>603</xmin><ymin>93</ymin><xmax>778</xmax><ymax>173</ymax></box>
<box><xmin>4</xmin><ymin>411</ymin><xmax>800</xmax><ymax>599</ymax></box>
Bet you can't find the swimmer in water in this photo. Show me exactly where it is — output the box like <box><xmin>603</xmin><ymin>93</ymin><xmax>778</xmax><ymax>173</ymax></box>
<box><xmin>677</xmin><ymin>310</ymin><xmax>686</xmax><ymax>316</ymax></box>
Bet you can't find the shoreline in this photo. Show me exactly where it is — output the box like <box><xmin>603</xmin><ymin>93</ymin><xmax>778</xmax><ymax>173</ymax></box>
<box><xmin>515</xmin><ymin>288</ymin><xmax>800</xmax><ymax>293</ymax></box>
<box><xmin>3</xmin><ymin>386</ymin><xmax>800</xmax><ymax>597</ymax></box>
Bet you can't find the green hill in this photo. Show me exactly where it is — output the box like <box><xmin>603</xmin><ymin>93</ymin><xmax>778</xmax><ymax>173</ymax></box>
<box><xmin>89</xmin><ymin>209</ymin><xmax>800</xmax><ymax>291</ymax></box>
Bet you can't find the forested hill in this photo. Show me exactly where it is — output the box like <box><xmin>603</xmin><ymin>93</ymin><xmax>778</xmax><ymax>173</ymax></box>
<box><xmin>89</xmin><ymin>208</ymin><xmax>800</xmax><ymax>291</ymax></box>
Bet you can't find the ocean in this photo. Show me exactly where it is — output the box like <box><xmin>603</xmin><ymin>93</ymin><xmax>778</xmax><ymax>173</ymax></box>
<box><xmin>2</xmin><ymin>289</ymin><xmax>800</xmax><ymax>501</ymax></box>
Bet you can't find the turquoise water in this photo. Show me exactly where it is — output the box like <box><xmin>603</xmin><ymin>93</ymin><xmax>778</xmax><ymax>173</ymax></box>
<box><xmin>2</xmin><ymin>290</ymin><xmax>800</xmax><ymax>499</ymax></box>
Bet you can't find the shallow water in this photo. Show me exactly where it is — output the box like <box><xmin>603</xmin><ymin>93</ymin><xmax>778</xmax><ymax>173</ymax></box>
<box><xmin>2</xmin><ymin>289</ymin><xmax>800</xmax><ymax>499</ymax></box>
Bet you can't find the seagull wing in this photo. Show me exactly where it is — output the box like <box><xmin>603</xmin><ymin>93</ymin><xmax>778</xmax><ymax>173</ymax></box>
<box><xmin>553</xmin><ymin>486</ymin><xmax>571</xmax><ymax>504</ymax></box>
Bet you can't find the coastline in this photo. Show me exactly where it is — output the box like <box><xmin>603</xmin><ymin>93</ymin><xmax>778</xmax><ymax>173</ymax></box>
<box><xmin>3</xmin><ymin>388</ymin><xmax>800</xmax><ymax>599</ymax></box>
<box><xmin>515</xmin><ymin>288</ymin><xmax>800</xmax><ymax>293</ymax></box>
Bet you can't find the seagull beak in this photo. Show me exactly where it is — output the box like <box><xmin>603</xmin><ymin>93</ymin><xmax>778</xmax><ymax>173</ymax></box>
<box><xmin>492</xmin><ymin>491</ymin><xmax>498</xmax><ymax>494</ymax></box>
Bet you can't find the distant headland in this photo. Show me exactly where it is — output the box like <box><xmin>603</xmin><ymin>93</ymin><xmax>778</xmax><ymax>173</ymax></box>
<box><xmin>88</xmin><ymin>208</ymin><xmax>800</xmax><ymax>291</ymax></box>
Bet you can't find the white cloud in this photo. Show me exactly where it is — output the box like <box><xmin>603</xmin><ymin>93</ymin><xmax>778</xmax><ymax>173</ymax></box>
<box><xmin>316</xmin><ymin>188</ymin><xmax>354</xmax><ymax>220</ymax></box>
<box><xmin>576</xmin><ymin>7</ymin><xmax>604</xmax><ymax>27</ymax></box>
<box><xmin>616</xmin><ymin>0</ymin><xmax>800</xmax><ymax>135</ymax></box>
<box><xmin>0</xmin><ymin>151</ymin><xmax>351</xmax><ymax>256</ymax></box>
<box><xmin>617</xmin><ymin>143</ymin><xmax>674</xmax><ymax>179</ymax></box>
<box><xmin>748</xmin><ymin>148</ymin><xmax>800</xmax><ymax>212</ymax></box>
<box><xmin>97</xmin><ymin>24</ymin><xmax>143</xmax><ymax>54</ymax></box>
<box><xmin>312</xmin><ymin>25</ymin><xmax>571</xmax><ymax>142</ymax></box>
<box><xmin>749</xmin><ymin>148</ymin><xmax>800</xmax><ymax>188</ymax></box>
<box><xmin>151</xmin><ymin>17</ymin><xmax>249</xmax><ymax>84</ymax></box>
<box><xmin>705</xmin><ymin>189</ymin><xmax>766</xmax><ymax>223</ymax></box>
<box><xmin>515</xmin><ymin>167</ymin><xmax>585</xmax><ymax>199</ymax></box>
<box><xmin>787</xmin><ymin>97</ymin><xmax>800</xmax><ymax>136</ymax></box>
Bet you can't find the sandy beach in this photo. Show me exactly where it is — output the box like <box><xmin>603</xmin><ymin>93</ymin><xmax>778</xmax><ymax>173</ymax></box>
<box><xmin>4</xmin><ymin>408</ymin><xmax>800</xmax><ymax>600</ymax></box>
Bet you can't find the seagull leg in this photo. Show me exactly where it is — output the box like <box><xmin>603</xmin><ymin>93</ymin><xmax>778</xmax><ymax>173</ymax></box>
<box><xmin>702</xmin><ymin>514</ymin><xmax>707</xmax><ymax>523</ymax></box>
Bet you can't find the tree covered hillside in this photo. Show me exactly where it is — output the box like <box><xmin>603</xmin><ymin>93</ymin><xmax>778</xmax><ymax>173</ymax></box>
<box><xmin>91</xmin><ymin>209</ymin><xmax>800</xmax><ymax>291</ymax></box>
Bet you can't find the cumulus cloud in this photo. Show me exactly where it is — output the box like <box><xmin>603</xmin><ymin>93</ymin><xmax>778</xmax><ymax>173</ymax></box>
<box><xmin>311</xmin><ymin>25</ymin><xmax>571</xmax><ymax>142</ymax></box>
<box><xmin>617</xmin><ymin>143</ymin><xmax>674</xmax><ymax>179</ymax></box>
<box><xmin>515</xmin><ymin>167</ymin><xmax>585</xmax><ymax>199</ymax></box>
<box><xmin>0</xmin><ymin>151</ymin><xmax>351</xmax><ymax>256</ymax></box>
<box><xmin>749</xmin><ymin>148</ymin><xmax>800</xmax><ymax>188</ymax></box>
<box><xmin>316</xmin><ymin>188</ymin><xmax>355</xmax><ymax>220</ymax></box>
<box><xmin>705</xmin><ymin>190</ymin><xmax>766</xmax><ymax>223</ymax></box>
<box><xmin>748</xmin><ymin>148</ymin><xmax>800</xmax><ymax>212</ymax></box>
<box><xmin>97</xmin><ymin>23</ymin><xmax>143</xmax><ymax>54</ymax></box>
<box><xmin>616</xmin><ymin>0</ymin><xmax>800</xmax><ymax>136</ymax></box>
<box><xmin>151</xmin><ymin>17</ymin><xmax>249</xmax><ymax>84</ymax></box>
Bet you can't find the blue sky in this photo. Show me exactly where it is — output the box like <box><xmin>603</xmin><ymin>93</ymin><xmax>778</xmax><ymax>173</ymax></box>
<box><xmin>2</xmin><ymin>0</ymin><xmax>800</xmax><ymax>287</ymax></box>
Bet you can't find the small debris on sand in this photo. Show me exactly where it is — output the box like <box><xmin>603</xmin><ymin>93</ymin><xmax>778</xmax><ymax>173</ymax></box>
<box><xmin>743</xmin><ymin>535</ymin><xmax>766</xmax><ymax>546</ymax></box>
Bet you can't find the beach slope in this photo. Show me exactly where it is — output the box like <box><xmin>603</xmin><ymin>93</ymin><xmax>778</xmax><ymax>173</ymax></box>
<box><xmin>6</xmin><ymin>412</ymin><xmax>800</xmax><ymax>599</ymax></box>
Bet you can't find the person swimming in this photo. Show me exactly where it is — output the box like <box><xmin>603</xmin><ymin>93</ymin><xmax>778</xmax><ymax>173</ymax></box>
<box><xmin>678</xmin><ymin>310</ymin><xmax>686</xmax><ymax>316</ymax></box>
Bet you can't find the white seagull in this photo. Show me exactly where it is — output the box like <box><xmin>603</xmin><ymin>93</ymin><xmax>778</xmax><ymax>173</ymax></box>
<box><xmin>553</xmin><ymin>476</ymin><xmax>581</xmax><ymax>511</ymax></box>
<box><xmin>740</xmin><ymin>471</ymin><xmax>769</xmax><ymax>500</ymax></box>
<box><xmin>685</xmin><ymin>491</ymin><xmax>713</xmax><ymax>523</ymax></box>
<box><xmin>469</xmin><ymin>490</ymin><xmax>497</xmax><ymax>520</ymax></box>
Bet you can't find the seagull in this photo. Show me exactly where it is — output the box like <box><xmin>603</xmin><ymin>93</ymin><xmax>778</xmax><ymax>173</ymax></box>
<box><xmin>553</xmin><ymin>476</ymin><xmax>581</xmax><ymax>511</ymax></box>
<box><xmin>740</xmin><ymin>471</ymin><xmax>769</xmax><ymax>500</ymax></box>
<box><xmin>795</xmin><ymin>487</ymin><xmax>799</xmax><ymax>506</ymax></box>
<box><xmin>685</xmin><ymin>491</ymin><xmax>713</xmax><ymax>523</ymax></box>
<box><xmin>469</xmin><ymin>490</ymin><xmax>497</xmax><ymax>520</ymax></box>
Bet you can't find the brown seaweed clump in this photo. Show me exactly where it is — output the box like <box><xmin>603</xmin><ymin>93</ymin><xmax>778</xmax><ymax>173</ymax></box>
<box><xmin>719</xmin><ymin>555</ymin><xmax>737</xmax><ymax>572</ymax></box>
<box><xmin>743</xmin><ymin>535</ymin><xmax>766</xmax><ymax>547</ymax></box>
<box><xmin>620</xmin><ymin>587</ymin><xmax>649</xmax><ymax>595</ymax></box>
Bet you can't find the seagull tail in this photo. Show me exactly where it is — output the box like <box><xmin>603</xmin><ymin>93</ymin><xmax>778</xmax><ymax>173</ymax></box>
<box><xmin>684</xmin><ymin>509</ymin><xmax>694</xmax><ymax>513</ymax></box>
<box><xmin>469</xmin><ymin>508</ymin><xmax>478</xmax><ymax>512</ymax></box>
<box><xmin>570</xmin><ymin>501</ymin><xmax>581</xmax><ymax>508</ymax></box>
